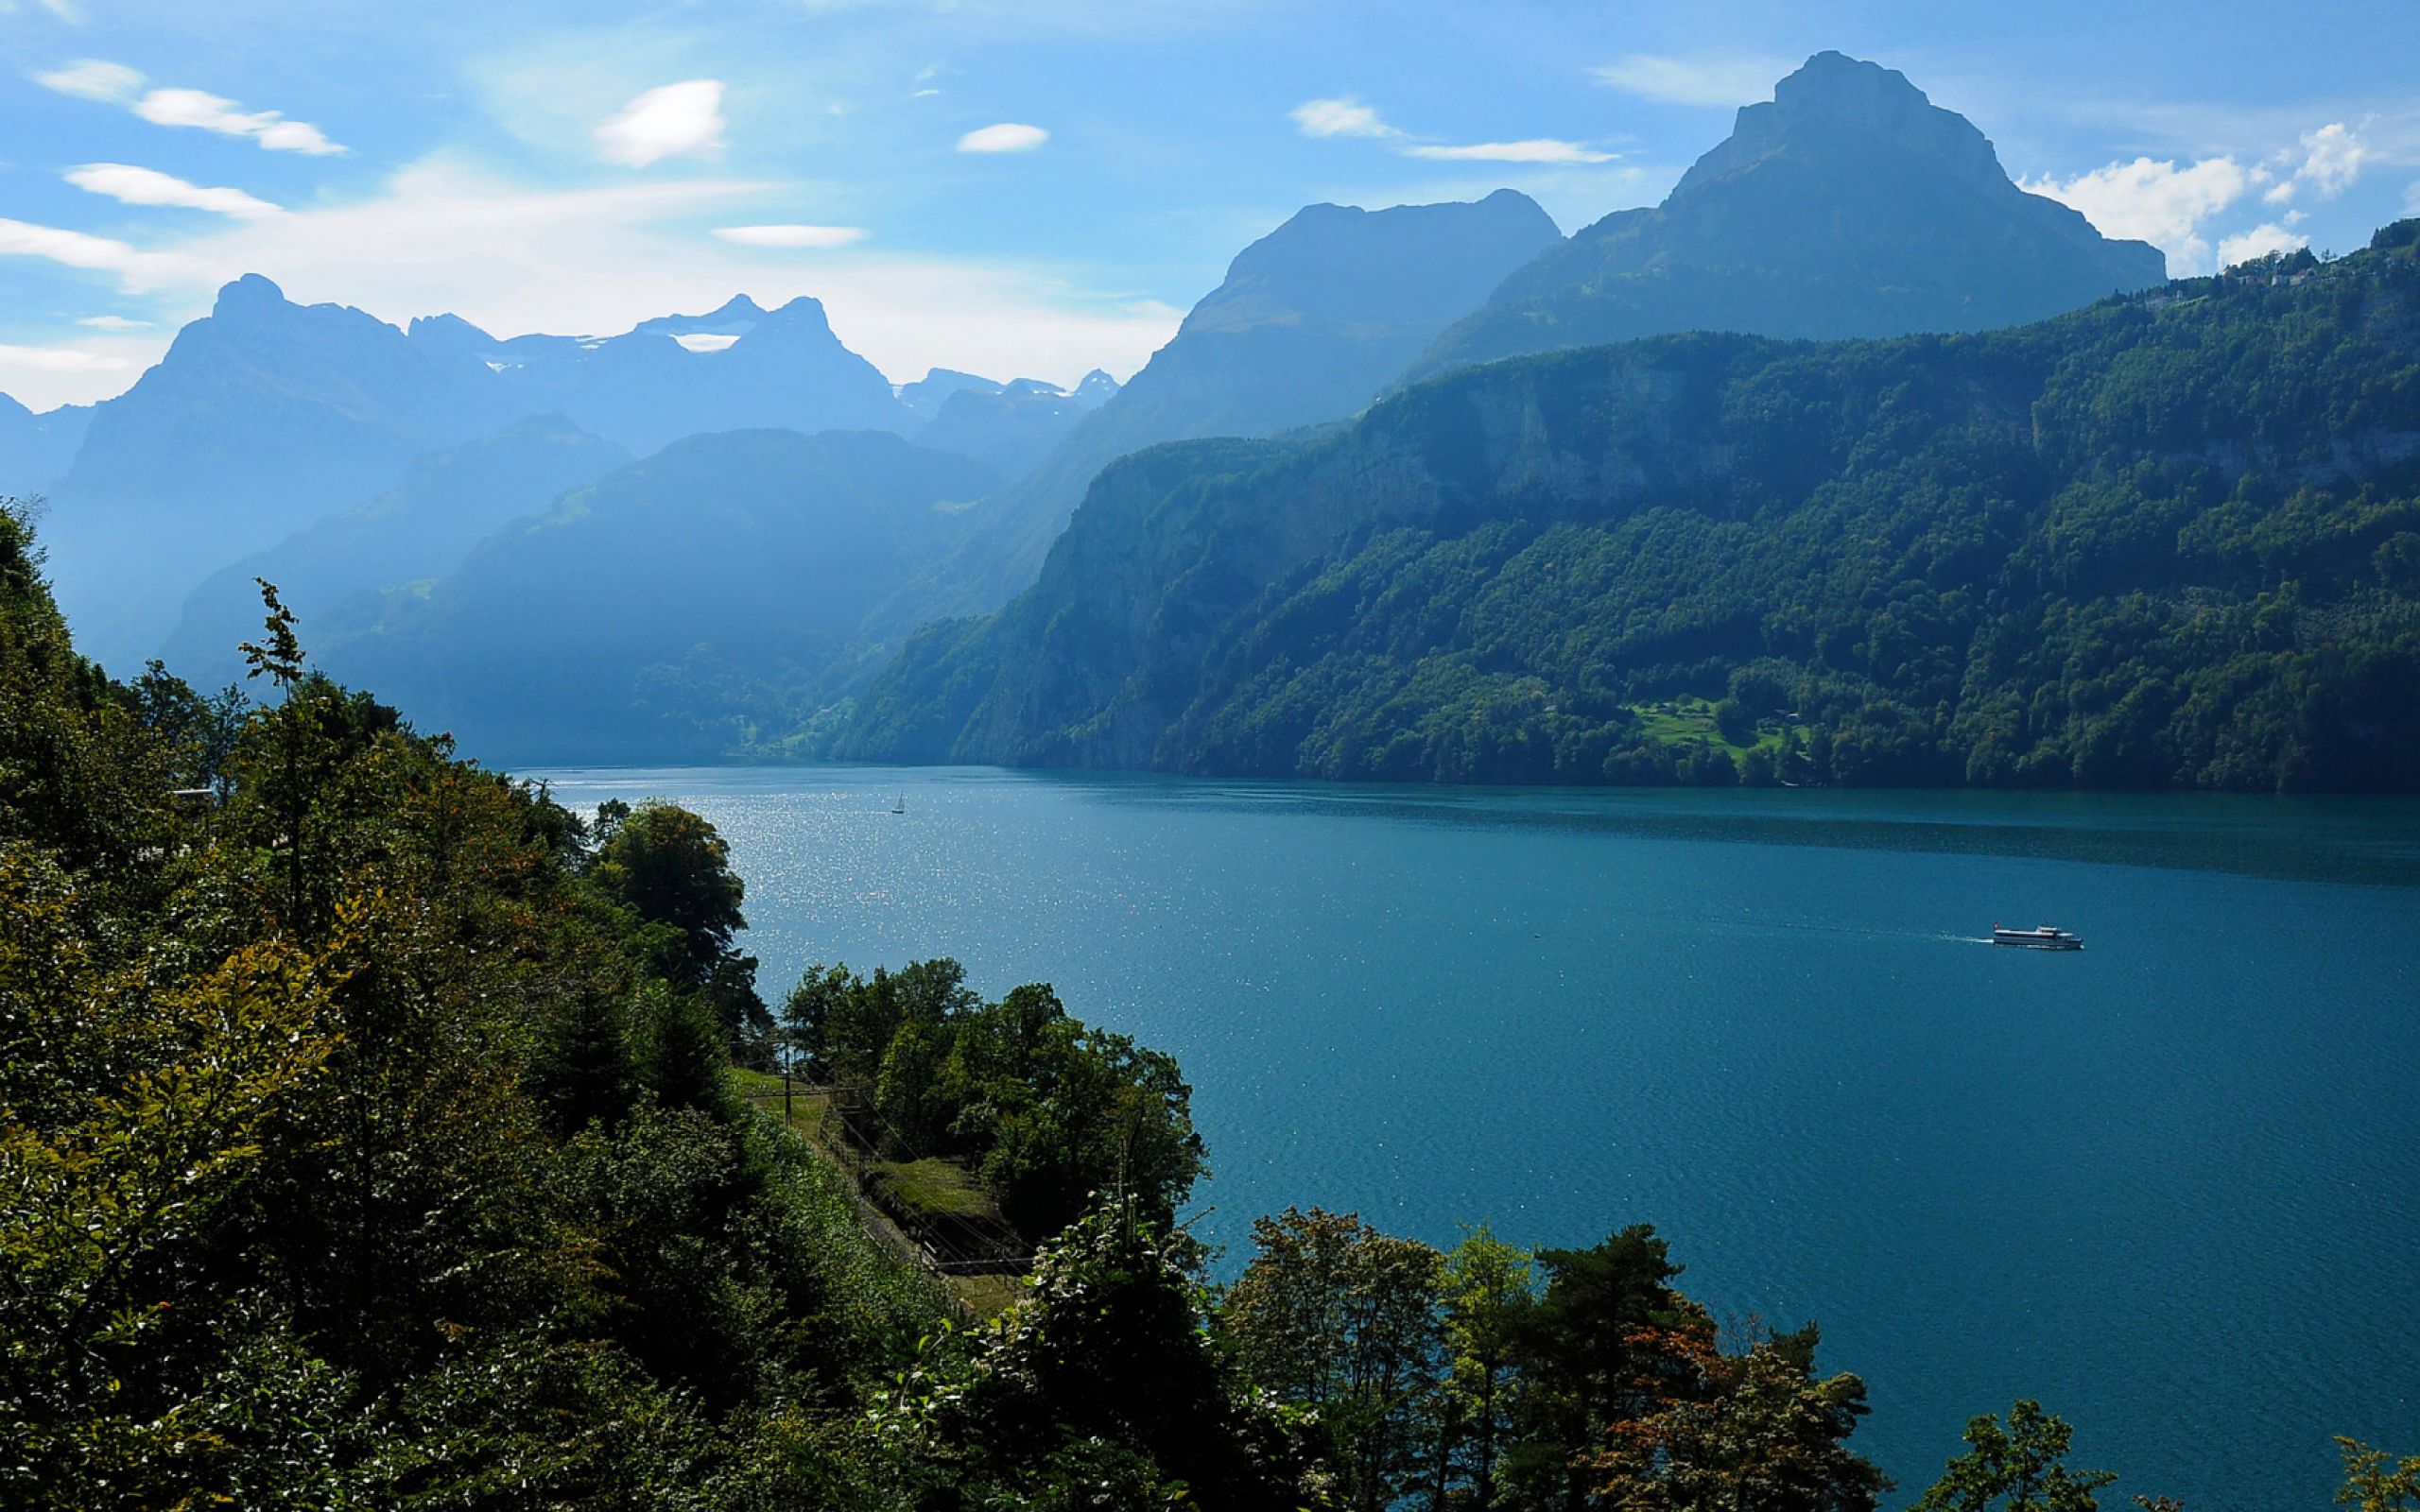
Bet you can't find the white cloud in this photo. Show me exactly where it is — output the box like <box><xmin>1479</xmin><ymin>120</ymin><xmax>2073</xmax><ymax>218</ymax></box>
<box><xmin>712</xmin><ymin>223</ymin><xmax>870</xmax><ymax>249</ymax></box>
<box><xmin>37</xmin><ymin>61</ymin><xmax>344</xmax><ymax>154</ymax></box>
<box><xmin>1592</xmin><ymin>53</ymin><xmax>1790</xmax><ymax>108</ymax></box>
<box><xmin>2217</xmin><ymin>222</ymin><xmax>2308</xmax><ymax>266</ymax></box>
<box><xmin>32</xmin><ymin>58</ymin><xmax>141</xmax><ymax>102</ymax></box>
<box><xmin>0</xmin><ymin>216</ymin><xmax>197</xmax><ymax>288</ymax></box>
<box><xmin>131</xmin><ymin>86</ymin><xmax>343</xmax><ymax>154</ymax></box>
<box><xmin>1290</xmin><ymin>96</ymin><xmax>1398</xmax><ymax>140</ymax></box>
<box><xmin>1403</xmin><ymin>139</ymin><xmax>1614</xmax><ymax>164</ymax></box>
<box><xmin>2293</xmin><ymin>123</ymin><xmax>2364</xmax><ymax>200</ymax></box>
<box><xmin>2022</xmin><ymin>155</ymin><xmax>2249</xmax><ymax>273</ymax></box>
<box><xmin>0</xmin><ymin>342</ymin><xmax>129</xmax><ymax>373</ymax></box>
<box><xmin>1292</xmin><ymin>97</ymin><xmax>1610</xmax><ymax>164</ymax></box>
<box><xmin>596</xmin><ymin>80</ymin><xmax>727</xmax><ymax>168</ymax></box>
<box><xmin>2263</xmin><ymin>180</ymin><xmax>2296</xmax><ymax>205</ymax></box>
<box><xmin>957</xmin><ymin>122</ymin><xmax>1047</xmax><ymax>153</ymax></box>
<box><xmin>76</xmin><ymin>315</ymin><xmax>151</xmax><ymax>331</ymax></box>
<box><xmin>65</xmin><ymin>163</ymin><xmax>283</xmax><ymax>219</ymax></box>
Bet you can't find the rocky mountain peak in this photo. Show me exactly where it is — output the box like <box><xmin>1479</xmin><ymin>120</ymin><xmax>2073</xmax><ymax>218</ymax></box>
<box><xmin>1672</xmin><ymin>50</ymin><xmax>2001</xmax><ymax>200</ymax></box>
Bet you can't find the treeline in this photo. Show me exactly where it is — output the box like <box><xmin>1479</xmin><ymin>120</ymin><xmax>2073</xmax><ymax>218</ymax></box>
<box><xmin>5</xmin><ymin>498</ymin><xmax>2413</xmax><ymax>1507</ymax></box>
<box><xmin>843</xmin><ymin>224</ymin><xmax>2420</xmax><ymax>793</ymax></box>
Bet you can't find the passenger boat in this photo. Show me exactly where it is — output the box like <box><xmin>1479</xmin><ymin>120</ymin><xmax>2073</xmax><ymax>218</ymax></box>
<box><xmin>1992</xmin><ymin>922</ymin><xmax>2083</xmax><ymax>951</ymax></box>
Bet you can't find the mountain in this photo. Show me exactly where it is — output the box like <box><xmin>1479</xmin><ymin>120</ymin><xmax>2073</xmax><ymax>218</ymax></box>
<box><xmin>898</xmin><ymin>367</ymin><xmax>1007</xmax><ymax>424</ymax></box>
<box><xmin>158</xmin><ymin>416</ymin><xmax>631</xmax><ymax>688</ymax></box>
<box><xmin>403</xmin><ymin>294</ymin><xmax>908</xmax><ymax>455</ymax></box>
<box><xmin>39</xmin><ymin>278</ymin><xmax>916</xmax><ymax>672</ymax></box>
<box><xmin>838</xmin><ymin>226</ymin><xmax>2420</xmax><ymax>794</ymax></box>
<box><xmin>922</xmin><ymin>189</ymin><xmax>1564</xmax><ymax>610</ymax></box>
<box><xmin>0</xmin><ymin>394</ymin><xmax>93</xmax><ymax>496</ymax></box>
<box><xmin>319</xmin><ymin>428</ymin><xmax>998</xmax><ymax>765</ymax></box>
<box><xmin>1403</xmin><ymin>51</ymin><xmax>2167</xmax><ymax>383</ymax></box>
<box><xmin>41</xmin><ymin>275</ymin><xmax>515</xmax><ymax>670</ymax></box>
<box><xmin>915</xmin><ymin>374</ymin><xmax>1121</xmax><ymax>475</ymax></box>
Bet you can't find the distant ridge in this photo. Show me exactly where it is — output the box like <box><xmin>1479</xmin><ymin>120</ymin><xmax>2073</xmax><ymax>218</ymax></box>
<box><xmin>36</xmin><ymin>277</ymin><xmax>914</xmax><ymax>671</ymax></box>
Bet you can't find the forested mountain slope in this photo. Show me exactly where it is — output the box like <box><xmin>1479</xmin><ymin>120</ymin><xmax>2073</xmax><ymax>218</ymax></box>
<box><xmin>840</xmin><ymin>225</ymin><xmax>2420</xmax><ymax>793</ymax></box>
<box><xmin>159</xmin><ymin>415</ymin><xmax>631</xmax><ymax>690</ymax></box>
<box><xmin>320</xmin><ymin>427</ymin><xmax>998</xmax><ymax>765</ymax></box>
<box><xmin>1402</xmin><ymin>51</ymin><xmax>2165</xmax><ymax>384</ymax></box>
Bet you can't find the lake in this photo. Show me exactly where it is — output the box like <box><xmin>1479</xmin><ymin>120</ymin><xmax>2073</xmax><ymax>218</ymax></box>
<box><xmin>532</xmin><ymin>765</ymin><xmax>2420</xmax><ymax>1510</ymax></box>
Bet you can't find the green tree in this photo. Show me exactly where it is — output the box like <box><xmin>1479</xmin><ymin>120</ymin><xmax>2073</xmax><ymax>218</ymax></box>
<box><xmin>592</xmin><ymin>800</ymin><xmax>766</xmax><ymax>1038</ymax></box>
<box><xmin>1912</xmin><ymin>1400</ymin><xmax>2115</xmax><ymax>1512</ymax></box>
<box><xmin>925</xmin><ymin>1206</ymin><xmax>1313</xmax><ymax>1510</ymax></box>
<box><xmin>1223</xmin><ymin>1206</ymin><xmax>1445</xmax><ymax>1511</ymax></box>
<box><xmin>2337</xmin><ymin>1438</ymin><xmax>2420</xmax><ymax>1512</ymax></box>
<box><xmin>592</xmin><ymin>800</ymin><xmax>748</xmax><ymax>985</ymax></box>
<box><xmin>1439</xmin><ymin>1224</ymin><xmax>1535</xmax><ymax>1510</ymax></box>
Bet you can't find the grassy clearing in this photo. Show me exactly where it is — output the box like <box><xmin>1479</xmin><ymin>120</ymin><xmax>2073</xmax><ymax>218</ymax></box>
<box><xmin>733</xmin><ymin>1068</ymin><xmax>1025</xmax><ymax>1318</ymax></box>
<box><xmin>1627</xmin><ymin>696</ymin><xmax>1789</xmax><ymax>759</ymax></box>
<box><xmin>867</xmin><ymin>1157</ymin><xmax>1002</xmax><ymax>1221</ymax></box>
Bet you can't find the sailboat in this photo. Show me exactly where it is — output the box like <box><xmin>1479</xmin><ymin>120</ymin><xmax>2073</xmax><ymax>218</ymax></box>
<box><xmin>890</xmin><ymin>794</ymin><xmax>906</xmax><ymax>815</ymax></box>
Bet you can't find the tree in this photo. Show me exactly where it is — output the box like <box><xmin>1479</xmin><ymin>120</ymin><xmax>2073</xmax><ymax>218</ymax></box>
<box><xmin>1223</xmin><ymin>1206</ymin><xmax>1445</xmax><ymax>1511</ymax></box>
<box><xmin>592</xmin><ymin>800</ymin><xmax>766</xmax><ymax>1040</ymax></box>
<box><xmin>2337</xmin><ymin>1438</ymin><xmax>2420</xmax><ymax>1512</ymax></box>
<box><xmin>927</xmin><ymin>1206</ymin><xmax>1313</xmax><ymax>1510</ymax></box>
<box><xmin>1439</xmin><ymin>1224</ymin><xmax>1535</xmax><ymax>1511</ymax></box>
<box><xmin>592</xmin><ymin>801</ymin><xmax>747</xmax><ymax>985</ymax></box>
<box><xmin>1912</xmin><ymin>1400</ymin><xmax>2115</xmax><ymax>1512</ymax></box>
<box><xmin>1593</xmin><ymin>1339</ymin><xmax>1889</xmax><ymax>1512</ymax></box>
<box><xmin>1509</xmin><ymin>1224</ymin><xmax>1705</xmax><ymax>1511</ymax></box>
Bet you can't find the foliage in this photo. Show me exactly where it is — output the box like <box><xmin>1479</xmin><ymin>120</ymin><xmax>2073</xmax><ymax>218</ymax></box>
<box><xmin>783</xmin><ymin>961</ymin><xmax>1206</xmax><ymax>1240</ymax></box>
<box><xmin>1912</xmin><ymin>1400</ymin><xmax>2116</xmax><ymax>1512</ymax></box>
<box><xmin>1222</xmin><ymin>1207</ymin><xmax>1445</xmax><ymax>1510</ymax></box>
<box><xmin>0</xmin><ymin>519</ymin><xmax>953</xmax><ymax>1506</ymax></box>
<box><xmin>917</xmin><ymin>1206</ymin><xmax>1319</xmax><ymax>1511</ymax></box>
<box><xmin>1591</xmin><ymin>1338</ymin><xmax>1889</xmax><ymax>1512</ymax></box>
<box><xmin>591</xmin><ymin>798</ymin><xmax>769</xmax><ymax>1042</ymax></box>
<box><xmin>2337</xmin><ymin>1438</ymin><xmax>2420</xmax><ymax>1512</ymax></box>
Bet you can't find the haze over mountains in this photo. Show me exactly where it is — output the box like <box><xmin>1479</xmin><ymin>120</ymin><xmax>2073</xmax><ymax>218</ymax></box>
<box><xmin>0</xmin><ymin>394</ymin><xmax>90</xmax><ymax>494</ymax></box>
<box><xmin>10</xmin><ymin>49</ymin><xmax>2324</xmax><ymax>784</ymax></box>
<box><xmin>158</xmin><ymin>417</ymin><xmax>634</xmax><ymax>690</ymax></box>
<box><xmin>320</xmin><ymin>428</ymin><xmax>1000</xmax><ymax>765</ymax></box>
<box><xmin>926</xmin><ymin>188</ymin><xmax>1565</xmax><ymax>610</ymax></box>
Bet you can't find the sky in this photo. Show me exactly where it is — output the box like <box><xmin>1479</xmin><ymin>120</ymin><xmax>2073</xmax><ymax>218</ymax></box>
<box><xmin>2</xmin><ymin>0</ymin><xmax>2417</xmax><ymax>410</ymax></box>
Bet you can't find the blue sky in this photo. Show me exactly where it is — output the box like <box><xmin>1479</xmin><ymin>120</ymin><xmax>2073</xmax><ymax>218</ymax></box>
<box><xmin>3</xmin><ymin>0</ymin><xmax>2417</xmax><ymax>409</ymax></box>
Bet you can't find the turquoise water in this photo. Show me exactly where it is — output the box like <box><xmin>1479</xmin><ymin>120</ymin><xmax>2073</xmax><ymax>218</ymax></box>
<box><xmin>533</xmin><ymin>766</ymin><xmax>2420</xmax><ymax>1509</ymax></box>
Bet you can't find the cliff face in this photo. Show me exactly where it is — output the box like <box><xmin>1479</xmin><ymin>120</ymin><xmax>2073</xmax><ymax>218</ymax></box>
<box><xmin>843</xmin><ymin>340</ymin><xmax>1764</xmax><ymax>768</ymax></box>
<box><xmin>1403</xmin><ymin>52</ymin><xmax>2167</xmax><ymax>384</ymax></box>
